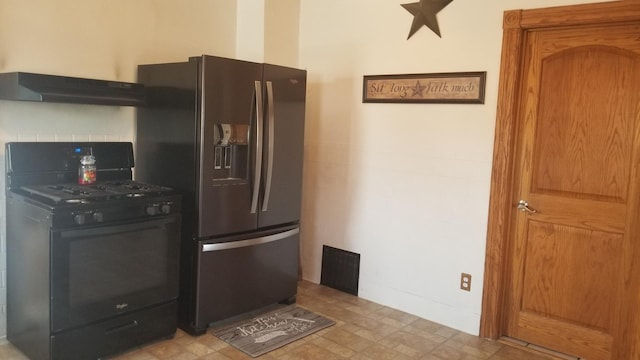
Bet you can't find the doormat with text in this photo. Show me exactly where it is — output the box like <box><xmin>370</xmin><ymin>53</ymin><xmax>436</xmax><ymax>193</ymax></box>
<box><xmin>211</xmin><ymin>305</ymin><xmax>335</xmax><ymax>357</ymax></box>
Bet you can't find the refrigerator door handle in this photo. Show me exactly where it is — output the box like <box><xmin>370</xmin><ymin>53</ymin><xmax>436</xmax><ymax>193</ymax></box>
<box><xmin>262</xmin><ymin>81</ymin><xmax>275</xmax><ymax>212</ymax></box>
<box><xmin>202</xmin><ymin>228</ymin><xmax>299</xmax><ymax>252</ymax></box>
<box><xmin>250</xmin><ymin>80</ymin><xmax>264</xmax><ymax>214</ymax></box>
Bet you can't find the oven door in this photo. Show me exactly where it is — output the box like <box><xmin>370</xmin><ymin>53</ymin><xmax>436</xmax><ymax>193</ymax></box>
<box><xmin>50</xmin><ymin>215</ymin><xmax>180</xmax><ymax>333</ymax></box>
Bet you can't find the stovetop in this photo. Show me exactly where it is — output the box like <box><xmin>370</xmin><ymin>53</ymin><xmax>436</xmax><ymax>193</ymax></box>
<box><xmin>6</xmin><ymin>142</ymin><xmax>181</xmax><ymax>227</ymax></box>
<box><xmin>18</xmin><ymin>180</ymin><xmax>174</xmax><ymax>205</ymax></box>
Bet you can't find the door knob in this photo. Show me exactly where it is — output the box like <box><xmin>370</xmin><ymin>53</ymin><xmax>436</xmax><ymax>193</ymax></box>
<box><xmin>517</xmin><ymin>200</ymin><xmax>537</xmax><ymax>214</ymax></box>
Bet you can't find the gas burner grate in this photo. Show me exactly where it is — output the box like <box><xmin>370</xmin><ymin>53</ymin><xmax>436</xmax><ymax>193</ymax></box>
<box><xmin>19</xmin><ymin>181</ymin><xmax>174</xmax><ymax>205</ymax></box>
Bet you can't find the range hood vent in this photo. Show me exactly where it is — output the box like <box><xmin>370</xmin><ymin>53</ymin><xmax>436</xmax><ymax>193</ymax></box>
<box><xmin>0</xmin><ymin>72</ymin><xmax>146</xmax><ymax>106</ymax></box>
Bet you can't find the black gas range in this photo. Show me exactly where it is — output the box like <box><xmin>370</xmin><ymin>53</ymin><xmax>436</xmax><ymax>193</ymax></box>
<box><xmin>6</xmin><ymin>142</ymin><xmax>181</xmax><ymax>360</ymax></box>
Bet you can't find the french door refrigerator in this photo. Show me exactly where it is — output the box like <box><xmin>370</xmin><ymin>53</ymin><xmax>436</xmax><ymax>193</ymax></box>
<box><xmin>135</xmin><ymin>55</ymin><xmax>306</xmax><ymax>335</ymax></box>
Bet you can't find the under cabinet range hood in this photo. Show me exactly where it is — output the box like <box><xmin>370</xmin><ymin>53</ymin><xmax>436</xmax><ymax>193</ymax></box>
<box><xmin>0</xmin><ymin>72</ymin><xmax>146</xmax><ymax>106</ymax></box>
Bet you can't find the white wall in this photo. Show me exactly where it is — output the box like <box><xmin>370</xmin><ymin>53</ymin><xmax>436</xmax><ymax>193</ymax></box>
<box><xmin>297</xmin><ymin>0</ymin><xmax>616</xmax><ymax>335</ymax></box>
<box><xmin>264</xmin><ymin>0</ymin><xmax>300</xmax><ymax>67</ymax></box>
<box><xmin>234</xmin><ymin>0</ymin><xmax>301</xmax><ymax>66</ymax></box>
<box><xmin>236</xmin><ymin>0</ymin><xmax>265</xmax><ymax>62</ymax></box>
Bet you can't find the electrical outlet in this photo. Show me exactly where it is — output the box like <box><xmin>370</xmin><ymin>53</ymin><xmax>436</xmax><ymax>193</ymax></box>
<box><xmin>460</xmin><ymin>273</ymin><xmax>472</xmax><ymax>291</ymax></box>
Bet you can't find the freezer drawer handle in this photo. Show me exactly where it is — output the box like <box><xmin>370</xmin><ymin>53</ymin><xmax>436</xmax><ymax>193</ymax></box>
<box><xmin>251</xmin><ymin>80</ymin><xmax>264</xmax><ymax>214</ymax></box>
<box><xmin>202</xmin><ymin>228</ymin><xmax>299</xmax><ymax>252</ymax></box>
<box><xmin>262</xmin><ymin>81</ymin><xmax>275</xmax><ymax>212</ymax></box>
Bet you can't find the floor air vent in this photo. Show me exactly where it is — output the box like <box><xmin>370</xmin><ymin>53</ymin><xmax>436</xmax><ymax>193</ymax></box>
<box><xmin>320</xmin><ymin>245</ymin><xmax>360</xmax><ymax>296</ymax></box>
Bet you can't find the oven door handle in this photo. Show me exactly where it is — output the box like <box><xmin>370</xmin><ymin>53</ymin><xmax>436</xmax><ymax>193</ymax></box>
<box><xmin>202</xmin><ymin>228</ymin><xmax>299</xmax><ymax>252</ymax></box>
<box><xmin>59</xmin><ymin>217</ymin><xmax>176</xmax><ymax>238</ymax></box>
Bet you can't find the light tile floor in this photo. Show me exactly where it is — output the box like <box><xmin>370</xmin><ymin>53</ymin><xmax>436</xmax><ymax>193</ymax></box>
<box><xmin>0</xmin><ymin>281</ymin><xmax>565</xmax><ymax>360</ymax></box>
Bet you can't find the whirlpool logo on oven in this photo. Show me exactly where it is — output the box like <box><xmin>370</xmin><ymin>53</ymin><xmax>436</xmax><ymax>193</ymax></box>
<box><xmin>116</xmin><ymin>303</ymin><xmax>129</xmax><ymax>310</ymax></box>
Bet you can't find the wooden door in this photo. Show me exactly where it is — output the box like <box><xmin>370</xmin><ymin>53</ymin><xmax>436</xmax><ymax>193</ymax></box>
<box><xmin>481</xmin><ymin>2</ymin><xmax>640</xmax><ymax>360</ymax></box>
<box><xmin>506</xmin><ymin>24</ymin><xmax>640</xmax><ymax>360</ymax></box>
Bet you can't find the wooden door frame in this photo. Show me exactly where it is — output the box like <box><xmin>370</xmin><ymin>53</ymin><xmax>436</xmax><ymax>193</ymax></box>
<box><xmin>480</xmin><ymin>0</ymin><xmax>640</xmax><ymax>341</ymax></box>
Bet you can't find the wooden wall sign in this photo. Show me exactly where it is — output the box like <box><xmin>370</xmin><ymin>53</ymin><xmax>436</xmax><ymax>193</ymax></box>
<box><xmin>362</xmin><ymin>71</ymin><xmax>486</xmax><ymax>104</ymax></box>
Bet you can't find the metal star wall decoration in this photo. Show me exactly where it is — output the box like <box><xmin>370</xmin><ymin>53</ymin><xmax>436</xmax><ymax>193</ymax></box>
<box><xmin>402</xmin><ymin>0</ymin><xmax>454</xmax><ymax>39</ymax></box>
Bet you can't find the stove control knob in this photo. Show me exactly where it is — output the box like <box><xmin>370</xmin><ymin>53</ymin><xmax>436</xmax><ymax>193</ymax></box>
<box><xmin>93</xmin><ymin>212</ymin><xmax>104</xmax><ymax>223</ymax></box>
<box><xmin>74</xmin><ymin>214</ymin><xmax>86</xmax><ymax>225</ymax></box>
<box><xmin>146</xmin><ymin>205</ymin><xmax>159</xmax><ymax>216</ymax></box>
<box><xmin>160</xmin><ymin>204</ymin><xmax>171</xmax><ymax>214</ymax></box>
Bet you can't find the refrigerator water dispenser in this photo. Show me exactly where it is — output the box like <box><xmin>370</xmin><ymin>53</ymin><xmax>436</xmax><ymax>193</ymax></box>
<box><xmin>213</xmin><ymin>123</ymin><xmax>249</xmax><ymax>180</ymax></box>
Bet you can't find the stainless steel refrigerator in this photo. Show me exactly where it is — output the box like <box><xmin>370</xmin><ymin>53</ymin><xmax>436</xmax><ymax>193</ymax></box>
<box><xmin>135</xmin><ymin>55</ymin><xmax>306</xmax><ymax>335</ymax></box>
